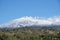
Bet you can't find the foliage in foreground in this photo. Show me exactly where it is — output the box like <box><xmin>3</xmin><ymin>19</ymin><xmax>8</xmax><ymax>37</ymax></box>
<box><xmin>0</xmin><ymin>27</ymin><xmax>60</xmax><ymax>40</ymax></box>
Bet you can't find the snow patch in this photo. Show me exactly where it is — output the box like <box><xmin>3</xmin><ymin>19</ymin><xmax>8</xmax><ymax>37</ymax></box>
<box><xmin>0</xmin><ymin>16</ymin><xmax>60</xmax><ymax>28</ymax></box>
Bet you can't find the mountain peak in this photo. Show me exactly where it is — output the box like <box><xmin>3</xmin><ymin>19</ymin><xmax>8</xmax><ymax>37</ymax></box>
<box><xmin>0</xmin><ymin>16</ymin><xmax>60</xmax><ymax>28</ymax></box>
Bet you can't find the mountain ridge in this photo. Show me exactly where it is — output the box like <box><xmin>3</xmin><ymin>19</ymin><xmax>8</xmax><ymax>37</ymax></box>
<box><xmin>0</xmin><ymin>16</ymin><xmax>60</xmax><ymax>28</ymax></box>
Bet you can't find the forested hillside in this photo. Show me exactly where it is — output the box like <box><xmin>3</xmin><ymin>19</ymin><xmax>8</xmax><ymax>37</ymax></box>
<box><xmin>0</xmin><ymin>27</ymin><xmax>60</xmax><ymax>40</ymax></box>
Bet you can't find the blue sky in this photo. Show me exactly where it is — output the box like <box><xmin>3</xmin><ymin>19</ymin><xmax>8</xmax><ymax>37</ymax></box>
<box><xmin>0</xmin><ymin>0</ymin><xmax>60</xmax><ymax>24</ymax></box>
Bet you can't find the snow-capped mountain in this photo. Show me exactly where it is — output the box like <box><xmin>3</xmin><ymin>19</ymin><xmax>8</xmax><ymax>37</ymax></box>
<box><xmin>0</xmin><ymin>16</ymin><xmax>60</xmax><ymax>28</ymax></box>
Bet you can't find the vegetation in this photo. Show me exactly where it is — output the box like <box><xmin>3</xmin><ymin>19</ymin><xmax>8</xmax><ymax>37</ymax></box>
<box><xmin>0</xmin><ymin>27</ymin><xmax>60</xmax><ymax>40</ymax></box>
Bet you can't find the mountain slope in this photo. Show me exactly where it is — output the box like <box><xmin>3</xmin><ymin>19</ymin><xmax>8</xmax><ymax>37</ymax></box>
<box><xmin>0</xmin><ymin>16</ymin><xmax>60</xmax><ymax>28</ymax></box>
